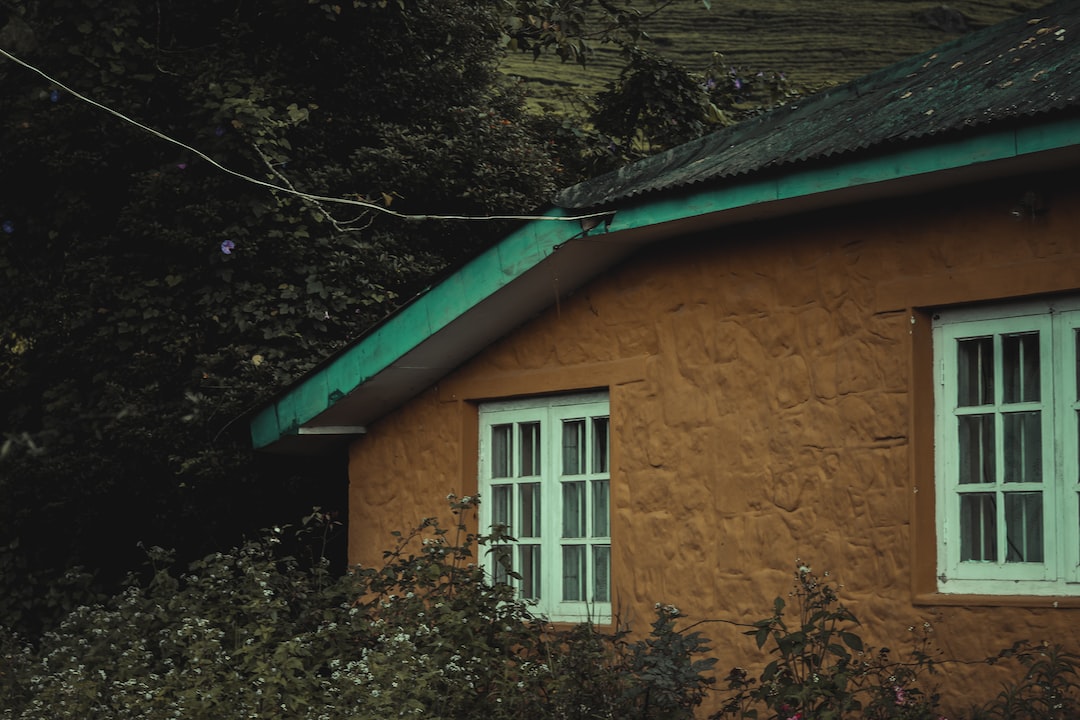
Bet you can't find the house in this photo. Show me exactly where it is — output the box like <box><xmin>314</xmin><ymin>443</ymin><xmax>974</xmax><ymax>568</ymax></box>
<box><xmin>251</xmin><ymin>0</ymin><xmax>1080</xmax><ymax>705</ymax></box>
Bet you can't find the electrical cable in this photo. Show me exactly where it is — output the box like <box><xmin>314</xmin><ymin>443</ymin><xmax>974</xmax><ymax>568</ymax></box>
<box><xmin>0</xmin><ymin>46</ymin><xmax>615</xmax><ymax>226</ymax></box>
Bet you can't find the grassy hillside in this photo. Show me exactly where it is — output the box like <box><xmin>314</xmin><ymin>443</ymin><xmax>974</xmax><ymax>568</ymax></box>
<box><xmin>502</xmin><ymin>0</ymin><xmax>1046</xmax><ymax>111</ymax></box>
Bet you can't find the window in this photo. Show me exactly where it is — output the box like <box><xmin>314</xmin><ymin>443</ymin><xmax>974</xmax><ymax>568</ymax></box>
<box><xmin>478</xmin><ymin>392</ymin><xmax>611</xmax><ymax>622</ymax></box>
<box><xmin>934</xmin><ymin>298</ymin><xmax>1080</xmax><ymax>595</ymax></box>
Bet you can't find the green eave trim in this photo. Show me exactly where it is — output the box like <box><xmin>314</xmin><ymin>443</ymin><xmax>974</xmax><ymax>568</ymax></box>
<box><xmin>598</xmin><ymin>117</ymin><xmax>1080</xmax><ymax>236</ymax></box>
<box><xmin>250</xmin><ymin>115</ymin><xmax>1080</xmax><ymax>450</ymax></box>
<box><xmin>250</xmin><ymin>208</ymin><xmax>581</xmax><ymax>449</ymax></box>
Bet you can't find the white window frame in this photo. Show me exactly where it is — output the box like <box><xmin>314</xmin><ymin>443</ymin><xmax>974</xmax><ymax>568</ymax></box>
<box><xmin>934</xmin><ymin>297</ymin><xmax>1080</xmax><ymax>595</ymax></box>
<box><xmin>478</xmin><ymin>392</ymin><xmax>611</xmax><ymax>623</ymax></box>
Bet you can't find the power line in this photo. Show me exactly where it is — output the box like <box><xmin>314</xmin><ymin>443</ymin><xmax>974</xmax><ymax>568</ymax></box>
<box><xmin>0</xmin><ymin>46</ymin><xmax>615</xmax><ymax>226</ymax></box>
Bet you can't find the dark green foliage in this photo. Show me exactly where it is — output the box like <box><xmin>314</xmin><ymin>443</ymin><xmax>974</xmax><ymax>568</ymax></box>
<box><xmin>971</xmin><ymin>642</ymin><xmax>1080</xmax><ymax>720</ymax></box>
<box><xmin>592</xmin><ymin>46</ymin><xmax>803</xmax><ymax>160</ymax></box>
<box><xmin>717</xmin><ymin>564</ymin><xmax>944</xmax><ymax>719</ymax></box>
<box><xmin>0</xmin><ymin>0</ymin><xmax>763</xmax><ymax>641</ymax></box>
<box><xmin>713</xmin><ymin>565</ymin><xmax>1080</xmax><ymax>719</ymax></box>
<box><xmin>0</xmin><ymin>0</ymin><xmax>564</xmax><ymax>635</ymax></box>
<box><xmin>502</xmin><ymin>0</ymin><xmax>712</xmax><ymax>65</ymax></box>
<box><xmin>5</xmin><ymin>520</ymin><xmax>1080</xmax><ymax>719</ymax></box>
<box><xmin>0</xmin><ymin>499</ymin><xmax>718</xmax><ymax>719</ymax></box>
<box><xmin>593</xmin><ymin>46</ymin><xmax>713</xmax><ymax>154</ymax></box>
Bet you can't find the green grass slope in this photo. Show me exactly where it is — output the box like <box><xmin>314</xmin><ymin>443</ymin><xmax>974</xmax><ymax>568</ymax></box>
<box><xmin>502</xmin><ymin>0</ymin><xmax>1047</xmax><ymax>109</ymax></box>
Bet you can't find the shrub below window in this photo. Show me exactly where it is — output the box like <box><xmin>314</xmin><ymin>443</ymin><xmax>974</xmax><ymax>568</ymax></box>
<box><xmin>3</xmin><ymin>498</ymin><xmax>1079</xmax><ymax>720</ymax></box>
<box><xmin>0</xmin><ymin>498</ymin><xmax>715</xmax><ymax>720</ymax></box>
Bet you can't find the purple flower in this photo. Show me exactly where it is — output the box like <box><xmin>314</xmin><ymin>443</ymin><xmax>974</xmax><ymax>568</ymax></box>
<box><xmin>214</xmin><ymin>126</ymin><xmax>225</xmax><ymax>137</ymax></box>
<box><xmin>705</xmin><ymin>77</ymin><xmax>716</xmax><ymax>90</ymax></box>
<box><xmin>176</xmin><ymin>162</ymin><xmax>188</xmax><ymax>170</ymax></box>
<box><xmin>220</xmin><ymin>240</ymin><xmax>236</xmax><ymax>255</ymax></box>
<box><xmin>2</xmin><ymin>220</ymin><xmax>13</xmax><ymax>234</ymax></box>
<box><xmin>733</xmin><ymin>78</ymin><xmax>743</xmax><ymax>90</ymax></box>
<box><xmin>49</xmin><ymin>89</ymin><xmax>59</xmax><ymax>103</ymax></box>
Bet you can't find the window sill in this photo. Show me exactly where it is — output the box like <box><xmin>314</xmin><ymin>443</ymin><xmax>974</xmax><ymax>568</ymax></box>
<box><xmin>539</xmin><ymin>619</ymin><xmax>617</xmax><ymax>633</ymax></box>
<box><xmin>913</xmin><ymin>592</ymin><xmax>1080</xmax><ymax>608</ymax></box>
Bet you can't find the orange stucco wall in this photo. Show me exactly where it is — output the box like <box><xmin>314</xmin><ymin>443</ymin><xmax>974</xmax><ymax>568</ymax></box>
<box><xmin>347</xmin><ymin>170</ymin><xmax>1080</xmax><ymax>712</ymax></box>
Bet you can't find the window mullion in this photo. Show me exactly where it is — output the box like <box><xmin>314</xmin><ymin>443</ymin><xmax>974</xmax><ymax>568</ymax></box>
<box><xmin>543</xmin><ymin>407</ymin><xmax>560</xmax><ymax>609</ymax></box>
<box><xmin>993</xmin><ymin>331</ymin><xmax>1007</xmax><ymax>566</ymax></box>
<box><xmin>1038</xmin><ymin>320</ymin><xmax>1057</xmax><ymax>580</ymax></box>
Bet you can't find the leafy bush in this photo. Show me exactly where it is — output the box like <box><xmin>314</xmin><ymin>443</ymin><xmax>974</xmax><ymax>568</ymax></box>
<box><xmin>0</xmin><ymin>499</ymin><xmax>717</xmax><ymax>719</ymax></box>
<box><xmin>716</xmin><ymin>564</ymin><xmax>943</xmax><ymax>720</ymax></box>
<box><xmin>712</xmin><ymin>565</ymin><xmax>1080</xmax><ymax>720</ymax></box>
<box><xmin>969</xmin><ymin>641</ymin><xmax>1080</xmax><ymax>720</ymax></box>
<box><xmin>5</xmin><ymin>502</ymin><xmax>1080</xmax><ymax>720</ymax></box>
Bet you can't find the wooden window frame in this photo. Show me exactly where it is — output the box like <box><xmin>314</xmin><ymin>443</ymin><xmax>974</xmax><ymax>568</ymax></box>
<box><xmin>478</xmin><ymin>392</ymin><xmax>612</xmax><ymax>623</ymax></box>
<box><xmin>926</xmin><ymin>297</ymin><xmax>1080</xmax><ymax>598</ymax></box>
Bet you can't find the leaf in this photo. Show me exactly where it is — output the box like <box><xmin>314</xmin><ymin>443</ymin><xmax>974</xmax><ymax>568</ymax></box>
<box><xmin>840</xmin><ymin>631</ymin><xmax>864</xmax><ymax>651</ymax></box>
<box><xmin>754</xmin><ymin>625</ymin><xmax>770</xmax><ymax>649</ymax></box>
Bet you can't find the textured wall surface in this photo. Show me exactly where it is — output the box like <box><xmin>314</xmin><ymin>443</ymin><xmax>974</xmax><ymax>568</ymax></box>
<box><xmin>348</xmin><ymin>170</ymin><xmax>1080</xmax><ymax>712</ymax></box>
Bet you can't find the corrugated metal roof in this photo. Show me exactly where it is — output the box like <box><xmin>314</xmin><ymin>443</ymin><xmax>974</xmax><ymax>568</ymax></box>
<box><xmin>556</xmin><ymin>0</ymin><xmax>1080</xmax><ymax>209</ymax></box>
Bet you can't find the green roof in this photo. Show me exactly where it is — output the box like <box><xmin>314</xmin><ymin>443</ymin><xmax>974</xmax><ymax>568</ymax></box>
<box><xmin>557</xmin><ymin>0</ymin><xmax>1080</xmax><ymax>208</ymax></box>
<box><xmin>251</xmin><ymin>1</ymin><xmax>1080</xmax><ymax>453</ymax></box>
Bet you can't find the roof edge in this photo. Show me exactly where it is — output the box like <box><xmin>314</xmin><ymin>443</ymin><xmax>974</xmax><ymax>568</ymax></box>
<box><xmin>251</xmin><ymin>114</ymin><xmax>1080</xmax><ymax>452</ymax></box>
<box><xmin>250</xmin><ymin>208</ymin><xmax>585</xmax><ymax>449</ymax></box>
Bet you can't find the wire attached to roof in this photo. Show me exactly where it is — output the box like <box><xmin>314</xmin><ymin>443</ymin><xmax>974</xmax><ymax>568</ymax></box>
<box><xmin>0</xmin><ymin>46</ymin><xmax>615</xmax><ymax>226</ymax></box>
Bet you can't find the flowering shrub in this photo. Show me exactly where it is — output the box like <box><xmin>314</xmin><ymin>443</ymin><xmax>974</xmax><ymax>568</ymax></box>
<box><xmin>716</xmin><ymin>564</ymin><xmax>943</xmax><ymax>720</ymax></box>
<box><xmin>5</xmin><ymin>503</ymin><xmax>1080</xmax><ymax>720</ymax></box>
<box><xmin>0</xmin><ymin>499</ymin><xmax>716</xmax><ymax>719</ymax></box>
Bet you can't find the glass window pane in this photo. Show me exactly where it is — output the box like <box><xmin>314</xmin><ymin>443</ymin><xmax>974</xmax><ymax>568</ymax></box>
<box><xmin>493</xmin><ymin>546</ymin><xmax>512</xmax><ymax>587</ymax></box>
<box><xmin>520</xmin><ymin>422</ymin><xmax>541</xmax><ymax>477</ymax></box>
<box><xmin>563</xmin><ymin>419</ymin><xmax>585</xmax><ymax>475</ymax></box>
<box><xmin>593</xmin><ymin>546</ymin><xmax>611</xmax><ymax>603</ymax></box>
<box><xmin>562</xmin><ymin>481</ymin><xmax>586</xmax><ymax>537</ymax></box>
<box><xmin>958</xmin><ymin>414</ymin><xmax>995</xmax><ymax>484</ymax></box>
<box><xmin>491</xmin><ymin>484</ymin><xmax>512</xmax><ymax>531</ymax></box>
<box><xmin>1003</xmin><ymin>332</ymin><xmax>1040</xmax><ymax>403</ymax></box>
<box><xmin>958</xmin><ymin>337</ymin><xmax>994</xmax><ymax>407</ymax></box>
<box><xmin>1005</xmin><ymin>492</ymin><xmax>1043</xmax><ymax>563</ymax></box>
<box><xmin>960</xmin><ymin>493</ymin><xmax>997</xmax><ymax>562</ymax></box>
<box><xmin>1003</xmin><ymin>411</ymin><xmax>1042</xmax><ymax>484</ymax></box>
<box><xmin>592</xmin><ymin>480</ymin><xmax>610</xmax><ymax>537</ymax></box>
<box><xmin>592</xmin><ymin>417</ymin><xmax>610</xmax><ymax>474</ymax></box>
<box><xmin>562</xmin><ymin>545</ymin><xmax>586</xmax><ymax>601</ymax></box>
<box><xmin>519</xmin><ymin>483</ymin><xmax>541</xmax><ymax>538</ymax></box>
<box><xmin>491</xmin><ymin>424</ymin><xmax>512</xmax><ymax>478</ymax></box>
<box><xmin>519</xmin><ymin>544</ymin><xmax>541</xmax><ymax>599</ymax></box>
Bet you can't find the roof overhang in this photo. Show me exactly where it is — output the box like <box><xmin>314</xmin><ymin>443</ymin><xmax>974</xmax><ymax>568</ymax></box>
<box><xmin>250</xmin><ymin>115</ymin><xmax>1080</xmax><ymax>454</ymax></box>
